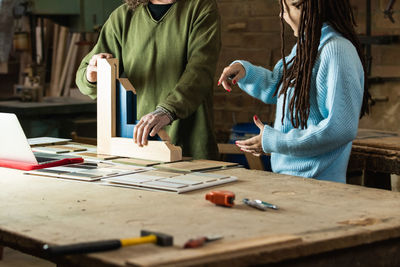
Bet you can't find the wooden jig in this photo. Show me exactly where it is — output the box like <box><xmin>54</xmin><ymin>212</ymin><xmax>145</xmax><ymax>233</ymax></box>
<box><xmin>97</xmin><ymin>58</ymin><xmax>182</xmax><ymax>162</ymax></box>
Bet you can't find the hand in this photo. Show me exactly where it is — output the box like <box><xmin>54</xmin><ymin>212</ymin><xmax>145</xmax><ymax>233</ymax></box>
<box><xmin>217</xmin><ymin>62</ymin><xmax>246</xmax><ymax>92</ymax></box>
<box><xmin>86</xmin><ymin>53</ymin><xmax>114</xmax><ymax>83</ymax></box>
<box><xmin>133</xmin><ymin>111</ymin><xmax>171</xmax><ymax>147</ymax></box>
<box><xmin>235</xmin><ymin>115</ymin><xmax>265</xmax><ymax>156</ymax></box>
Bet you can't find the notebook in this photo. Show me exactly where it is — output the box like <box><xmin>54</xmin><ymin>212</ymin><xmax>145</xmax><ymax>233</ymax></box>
<box><xmin>0</xmin><ymin>113</ymin><xmax>83</xmax><ymax>170</ymax></box>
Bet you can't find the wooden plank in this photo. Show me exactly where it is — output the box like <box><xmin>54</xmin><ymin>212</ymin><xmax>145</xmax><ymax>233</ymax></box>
<box><xmin>63</xmin><ymin>33</ymin><xmax>81</xmax><ymax>97</ymax></box>
<box><xmin>110</xmin><ymin>138</ymin><xmax>182</xmax><ymax>162</ymax></box>
<box><xmin>218</xmin><ymin>143</ymin><xmax>265</xmax><ymax>170</ymax></box>
<box><xmin>244</xmin><ymin>152</ymin><xmax>265</xmax><ymax>170</ymax></box>
<box><xmin>58</xmin><ymin>33</ymin><xmax>79</xmax><ymax>96</ymax></box>
<box><xmin>354</xmin><ymin>134</ymin><xmax>400</xmax><ymax>151</ymax></box>
<box><xmin>76</xmin><ymin>152</ymin><xmax>120</xmax><ymax>160</ymax></box>
<box><xmin>112</xmin><ymin>158</ymin><xmax>161</xmax><ymax>167</ymax></box>
<box><xmin>2</xmin><ymin>168</ymin><xmax>400</xmax><ymax>266</ymax></box>
<box><xmin>50</xmin><ymin>26</ymin><xmax>68</xmax><ymax>96</ymax></box>
<box><xmin>97</xmin><ymin>58</ymin><xmax>117</xmax><ymax>154</ymax></box>
<box><xmin>218</xmin><ymin>143</ymin><xmax>242</xmax><ymax>154</ymax></box>
<box><xmin>156</xmin><ymin>160</ymin><xmax>238</xmax><ymax>172</ymax></box>
<box><xmin>47</xmin><ymin>145</ymin><xmax>87</xmax><ymax>152</ymax></box>
<box><xmin>127</xmin><ymin>235</ymin><xmax>302</xmax><ymax>267</ymax></box>
<box><xmin>48</xmin><ymin>24</ymin><xmax>60</xmax><ymax>96</ymax></box>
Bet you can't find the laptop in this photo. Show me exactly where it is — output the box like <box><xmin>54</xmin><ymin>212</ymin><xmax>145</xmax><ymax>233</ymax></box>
<box><xmin>0</xmin><ymin>113</ymin><xmax>83</xmax><ymax>170</ymax></box>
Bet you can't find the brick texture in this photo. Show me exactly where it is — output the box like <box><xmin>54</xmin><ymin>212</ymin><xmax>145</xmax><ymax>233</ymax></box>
<box><xmin>214</xmin><ymin>0</ymin><xmax>400</xmax><ymax>142</ymax></box>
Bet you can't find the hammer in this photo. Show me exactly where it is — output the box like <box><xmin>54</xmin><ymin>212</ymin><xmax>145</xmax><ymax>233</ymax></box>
<box><xmin>43</xmin><ymin>230</ymin><xmax>173</xmax><ymax>255</ymax></box>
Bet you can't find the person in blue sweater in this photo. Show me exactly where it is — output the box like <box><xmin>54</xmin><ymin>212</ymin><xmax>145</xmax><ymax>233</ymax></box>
<box><xmin>218</xmin><ymin>0</ymin><xmax>370</xmax><ymax>183</ymax></box>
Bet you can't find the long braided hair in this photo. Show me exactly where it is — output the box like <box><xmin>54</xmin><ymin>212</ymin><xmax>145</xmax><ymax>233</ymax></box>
<box><xmin>277</xmin><ymin>0</ymin><xmax>370</xmax><ymax>129</ymax></box>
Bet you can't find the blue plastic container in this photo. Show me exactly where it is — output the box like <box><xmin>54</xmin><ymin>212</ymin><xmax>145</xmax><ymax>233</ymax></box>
<box><xmin>226</xmin><ymin>123</ymin><xmax>272</xmax><ymax>171</ymax></box>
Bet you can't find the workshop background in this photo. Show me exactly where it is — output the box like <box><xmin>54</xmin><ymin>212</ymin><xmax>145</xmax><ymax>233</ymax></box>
<box><xmin>0</xmin><ymin>0</ymin><xmax>398</xmax><ymax>171</ymax></box>
<box><xmin>0</xmin><ymin>1</ymin><xmax>399</xmax><ymax>265</ymax></box>
<box><xmin>215</xmin><ymin>0</ymin><xmax>400</xmax><ymax>140</ymax></box>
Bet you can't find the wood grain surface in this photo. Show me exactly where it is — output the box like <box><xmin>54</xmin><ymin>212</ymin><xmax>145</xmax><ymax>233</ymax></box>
<box><xmin>1</xmin><ymin>167</ymin><xmax>400</xmax><ymax>266</ymax></box>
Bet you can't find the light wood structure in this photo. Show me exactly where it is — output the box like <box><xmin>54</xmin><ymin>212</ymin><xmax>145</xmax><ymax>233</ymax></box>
<box><xmin>97</xmin><ymin>58</ymin><xmax>182</xmax><ymax>162</ymax></box>
<box><xmin>1</xmin><ymin>165</ymin><xmax>400</xmax><ymax>266</ymax></box>
<box><xmin>218</xmin><ymin>143</ymin><xmax>265</xmax><ymax>170</ymax></box>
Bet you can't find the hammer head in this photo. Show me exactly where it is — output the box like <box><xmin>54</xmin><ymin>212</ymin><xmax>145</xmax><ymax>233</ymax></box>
<box><xmin>141</xmin><ymin>230</ymin><xmax>173</xmax><ymax>247</ymax></box>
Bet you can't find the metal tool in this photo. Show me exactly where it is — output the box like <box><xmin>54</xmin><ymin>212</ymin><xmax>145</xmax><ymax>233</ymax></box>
<box><xmin>43</xmin><ymin>230</ymin><xmax>173</xmax><ymax>255</ymax></box>
<box><xmin>184</xmin><ymin>235</ymin><xmax>223</xmax><ymax>249</ymax></box>
<box><xmin>205</xmin><ymin>190</ymin><xmax>235</xmax><ymax>207</ymax></box>
<box><xmin>243</xmin><ymin>198</ymin><xmax>268</xmax><ymax>211</ymax></box>
<box><xmin>255</xmin><ymin>199</ymin><xmax>279</xmax><ymax>210</ymax></box>
<box><xmin>243</xmin><ymin>198</ymin><xmax>279</xmax><ymax>211</ymax></box>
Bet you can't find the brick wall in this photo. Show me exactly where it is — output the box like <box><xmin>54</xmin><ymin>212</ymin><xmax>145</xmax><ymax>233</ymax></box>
<box><xmin>214</xmin><ymin>0</ymin><xmax>400</xmax><ymax>142</ymax></box>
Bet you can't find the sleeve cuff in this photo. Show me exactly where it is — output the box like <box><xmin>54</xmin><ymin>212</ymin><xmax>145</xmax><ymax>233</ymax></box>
<box><xmin>79</xmin><ymin>70</ymin><xmax>98</xmax><ymax>99</ymax></box>
<box><xmin>155</xmin><ymin>106</ymin><xmax>176</xmax><ymax>123</ymax></box>
<box><xmin>231</xmin><ymin>60</ymin><xmax>252</xmax><ymax>87</ymax></box>
<box><xmin>261</xmin><ymin>124</ymin><xmax>279</xmax><ymax>153</ymax></box>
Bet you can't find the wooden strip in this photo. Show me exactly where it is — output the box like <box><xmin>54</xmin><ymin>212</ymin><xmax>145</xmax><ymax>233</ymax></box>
<box><xmin>218</xmin><ymin>143</ymin><xmax>242</xmax><ymax>154</ymax></box>
<box><xmin>76</xmin><ymin>152</ymin><xmax>120</xmax><ymax>160</ymax></box>
<box><xmin>353</xmin><ymin>136</ymin><xmax>400</xmax><ymax>151</ymax></box>
<box><xmin>112</xmin><ymin>158</ymin><xmax>161</xmax><ymax>167</ymax></box>
<box><xmin>47</xmin><ymin>145</ymin><xmax>87</xmax><ymax>152</ymax></box>
<box><xmin>58</xmin><ymin>33</ymin><xmax>79</xmax><ymax>96</ymax></box>
<box><xmin>352</xmin><ymin>145</ymin><xmax>400</xmax><ymax>157</ymax></box>
<box><xmin>244</xmin><ymin>152</ymin><xmax>265</xmax><ymax>170</ymax></box>
<box><xmin>127</xmin><ymin>235</ymin><xmax>302</xmax><ymax>267</ymax></box>
<box><xmin>156</xmin><ymin>160</ymin><xmax>238</xmax><ymax>172</ymax></box>
<box><xmin>50</xmin><ymin>26</ymin><xmax>68</xmax><ymax>96</ymax></box>
<box><xmin>48</xmin><ymin>24</ymin><xmax>60</xmax><ymax>96</ymax></box>
<box><xmin>63</xmin><ymin>33</ymin><xmax>81</xmax><ymax>96</ymax></box>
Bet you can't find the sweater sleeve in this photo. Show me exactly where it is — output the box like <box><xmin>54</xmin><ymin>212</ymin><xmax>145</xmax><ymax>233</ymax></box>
<box><xmin>233</xmin><ymin>60</ymin><xmax>284</xmax><ymax>105</ymax></box>
<box><xmin>157</xmin><ymin>8</ymin><xmax>221</xmax><ymax>119</ymax></box>
<box><xmin>261</xmin><ymin>38</ymin><xmax>364</xmax><ymax>157</ymax></box>
<box><xmin>75</xmin><ymin>7</ymin><xmax>123</xmax><ymax>100</ymax></box>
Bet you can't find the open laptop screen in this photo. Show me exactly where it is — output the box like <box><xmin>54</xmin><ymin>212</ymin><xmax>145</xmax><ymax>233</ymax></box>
<box><xmin>0</xmin><ymin>112</ymin><xmax>38</xmax><ymax>164</ymax></box>
<box><xmin>0</xmin><ymin>112</ymin><xmax>84</xmax><ymax>170</ymax></box>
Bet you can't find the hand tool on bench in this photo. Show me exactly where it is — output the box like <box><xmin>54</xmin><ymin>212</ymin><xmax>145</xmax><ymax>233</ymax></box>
<box><xmin>183</xmin><ymin>235</ymin><xmax>223</xmax><ymax>249</ymax></box>
<box><xmin>205</xmin><ymin>190</ymin><xmax>235</xmax><ymax>207</ymax></box>
<box><xmin>43</xmin><ymin>230</ymin><xmax>173</xmax><ymax>255</ymax></box>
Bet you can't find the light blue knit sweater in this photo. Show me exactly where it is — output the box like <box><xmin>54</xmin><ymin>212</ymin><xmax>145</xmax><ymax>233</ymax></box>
<box><xmin>235</xmin><ymin>24</ymin><xmax>364</xmax><ymax>183</ymax></box>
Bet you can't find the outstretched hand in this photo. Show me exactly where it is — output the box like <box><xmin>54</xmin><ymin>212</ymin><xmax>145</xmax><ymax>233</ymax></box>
<box><xmin>217</xmin><ymin>62</ymin><xmax>246</xmax><ymax>92</ymax></box>
<box><xmin>235</xmin><ymin>115</ymin><xmax>265</xmax><ymax>156</ymax></box>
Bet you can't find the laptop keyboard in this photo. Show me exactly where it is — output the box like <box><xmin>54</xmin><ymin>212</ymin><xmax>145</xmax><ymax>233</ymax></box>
<box><xmin>34</xmin><ymin>152</ymin><xmax>65</xmax><ymax>164</ymax></box>
<box><xmin>36</xmin><ymin>156</ymin><xmax>59</xmax><ymax>164</ymax></box>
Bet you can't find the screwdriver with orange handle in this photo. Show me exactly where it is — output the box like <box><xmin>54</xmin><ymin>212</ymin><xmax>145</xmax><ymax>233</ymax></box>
<box><xmin>205</xmin><ymin>190</ymin><xmax>235</xmax><ymax>207</ymax></box>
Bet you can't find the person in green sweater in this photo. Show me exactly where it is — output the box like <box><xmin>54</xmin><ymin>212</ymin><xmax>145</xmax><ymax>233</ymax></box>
<box><xmin>76</xmin><ymin>0</ymin><xmax>221</xmax><ymax>159</ymax></box>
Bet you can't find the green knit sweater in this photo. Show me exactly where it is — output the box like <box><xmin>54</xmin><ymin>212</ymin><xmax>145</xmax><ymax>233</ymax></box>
<box><xmin>76</xmin><ymin>0</ymin><xmax>221</xmax><ymax>159</ymax></box>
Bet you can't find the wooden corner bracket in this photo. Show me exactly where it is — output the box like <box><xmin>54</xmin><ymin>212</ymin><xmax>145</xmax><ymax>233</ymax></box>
<box><xmin>96</xmin><ymin>58</ymin><xmax>182</xmax><ymax>162</ymax></box>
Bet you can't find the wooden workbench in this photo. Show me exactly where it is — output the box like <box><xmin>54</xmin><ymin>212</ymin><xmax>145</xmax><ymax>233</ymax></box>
<box><xmin>1</xmin><ymin>167</ymin><xmax>400</xmax><ymax>267</ymax></box>
<box><xmin>348</xmin><ymin>129</ymin><xmax>400</xmax><ymax>190</ymax></box>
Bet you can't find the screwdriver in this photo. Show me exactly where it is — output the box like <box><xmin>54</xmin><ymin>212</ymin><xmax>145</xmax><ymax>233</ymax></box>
<box><xmin>183</xmin><ymin>235</ymin><xmax>223</xmax><ymax>249</ymax></box>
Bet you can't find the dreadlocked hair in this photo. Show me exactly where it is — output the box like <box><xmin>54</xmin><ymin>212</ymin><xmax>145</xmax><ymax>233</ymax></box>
<box><xmin>277</xmin><ymin>0</ymin><xmax>370</xmax><ymax>129</ymax></box>
<box><xmin>124</xmin><ymin>0</ymin><xmax>149</xmax><ymax>10</ymax></box>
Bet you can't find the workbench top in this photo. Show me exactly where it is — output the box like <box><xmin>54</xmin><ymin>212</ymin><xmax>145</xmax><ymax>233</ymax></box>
<box><xmin>1</xmin><ymin>167</ymin><xmax>400</xmax><ymax>267</ymax></box>
<box><xmin>0</xmin><ymin>97</ymin><xmax>96</xmax><ymax>116</ymax></box>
